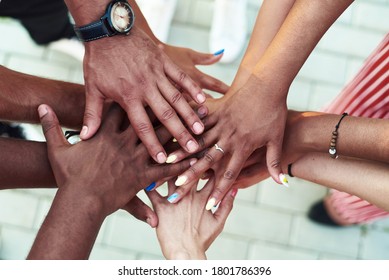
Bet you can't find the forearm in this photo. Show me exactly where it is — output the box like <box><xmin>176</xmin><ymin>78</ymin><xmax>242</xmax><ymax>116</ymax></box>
<box><xmin>252</xmin><ymin>0</ymin><xmax>353</xmax><ymax>95</ymax></box>
<box><xmin>232</xmin><ymin>0</ymin><xmax>296</xmax><ymax>91</ymax></box>
<box><xmin>0</xmin><ymin>138</ymin><xmax>55</xmax><ymax>189</ymax></box>
<box><xmin>0</xmin><ymin>66</ymin><xmax>84</xmax><ymax>128</ymax></box>
<box><xmin>28</xmin><ymin>186</ymin><xmax>105</xmax><ymax>259</ymax></box>
<box><xmin>292</xmin><ymin>111</ymin><xmax>389</xmax><ymax>163</ymax></box>
<box><xmin>293</xmin><ymin>153</ymin><xmax>389</xmax><ymax>211</ymax></box>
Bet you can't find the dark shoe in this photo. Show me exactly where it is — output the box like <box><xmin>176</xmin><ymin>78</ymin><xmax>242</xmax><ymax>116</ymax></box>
<box><xmin>308</xmin><ymin>200</ymin><xmax>340</xmax><ymax>227</ymax></box>
<box><xmin>0</xmin><ymin>122</ymin><xmax>25</xmax><ymax>139</ymax></box>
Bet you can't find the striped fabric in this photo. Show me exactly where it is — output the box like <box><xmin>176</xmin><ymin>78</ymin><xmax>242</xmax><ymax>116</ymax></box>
<box><xmin>323</xmin><ymin>33</ymin><xmax>389</xmax><ymax>224</ymax></box>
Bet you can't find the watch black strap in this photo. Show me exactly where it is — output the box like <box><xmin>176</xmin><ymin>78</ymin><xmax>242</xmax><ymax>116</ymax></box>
<box><xmin>74</xmin><ymin>20</ymin><xmax>113</xmax><ymax>42</ymax></box>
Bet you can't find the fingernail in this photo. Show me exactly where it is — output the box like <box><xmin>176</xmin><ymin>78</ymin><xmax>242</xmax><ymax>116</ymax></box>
<box><xmin>279</xmin><ymin>173</ymin><xmax>289</xmax><ymax>187</ymax></box>
<box><xmin>230</xmin><ymin>188</ymin><xmax>238</xmax><ymax>198</ymax></box>
<box><xmin>197</xmin><ymin>106</ymin><xmax>207</xmax><ymax>118</ymax></box>
<box><xmin>197</xmin><ymin>93</ymin><xmax>206</xmax><ymax>103</ymax></box>
<box><xmin>38</xmin><ymin>105</ymin><xmax>48</xmax><ymax>118</ymax></box>
<box><xmin>172</xmin><ymin>138</ymin><xmax>177</xmax><ymax>143</ymax></box>
<box><xmin>145</xmin><ymin>182</ymin><xmax>156</xmax><ymax>192</ymax></box>
<box><xmin>166</xmin><ymin>154</ymin><xmax>178</xmax><ymax>164</ymax></box>
<box><xmin>167</xmin><ymin>193</ymin><xmax>179</xmax><ymax>203</ymax></box>
<box><xmin>189</xmin><ymin>158</ymin><xmax>197</xmax><ymax>166</ymax></box>
<box><xmin>175</xmin><ymin>175</ymin><xmax>188</xmax><ymax>186</ymax></box>
<box><xmin>192</xmin><ymin>122</ymin><xmax>204</xmax><ymax>134</ymax></box>
<box><xmin>146</xmin><ymin>217</ymin><xmax>152</xmax><ymax>227</ymax></box>
<box><xmin>186</xmin><ymin>140</ymin><xmax>198</xmax><ymax>153</ymax></box>
<box><xmin>206</xmin><ymin>198</ymin><xmax>216</xmax><ymax>211</ymax></box>
<box><xmin>80</xmin><ymin>126</ymin><xmax>88</xmax><ymax>138</ymax></box>
<box><xmin>213</xmin><ymin>49</ymin><xmax>225</xmax><ymax>56</ymax></box>
<box><xmin>156</xmin><ymin>152</ymin><xmax>167</xmax><ymax>164</ymax></box>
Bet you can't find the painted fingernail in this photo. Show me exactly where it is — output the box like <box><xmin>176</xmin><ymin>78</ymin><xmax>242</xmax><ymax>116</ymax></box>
<box><xmin>186</xmin><ymin>140</ymin><xmax>198</xmax><ymax>153</ymax></box>
<box><xmin>166</xmin><ymin>154</ymin><xmax>178</xmax><ymax>164</ymax></box>
<box><xmin>189</xmin><ymin>158</ymin><xmax>198</xmax><ymax>166</ymax></box>
<box><xmin>167</xmin><ymin>193</ymin><xmax>179</xmax><ymax>203</ymax></box>
<box><xmin>156</xmin><ymin>152</ymin><xmax>167</xmax><ymax>164</ymax></box>
<box><xmin>175</xmin><ymin>175</ymin><xmax>188</xmax><ymax>186</ymax></box>
<box><xmin>80</xmin><ymin>126</ymin><xmax>88</xmax><ymax>138</ymax></box>
<box><xmin>231</xmin><ymin>188</ymin><xmax>238</xmax><ymax>198</ymax></box>
<box><xmin>38</xmin><ymin>105</ymin><xmax>48</xmax><ymax>118</ymax></box>
<box><xmin>197</xmin><ymin>93</ymin><xmax>206</xmax><ymax>103</ymax></box>
<box><xmin>193</xmin><ymin>122</ymin><xmax>204</xmax><ymax>134</ymax></box>
<box><xmin>279</xmin><ymin>173</ymin><xmax>289</xmax><ymax>187</ymax></box>
<box><xmin>213</xmin><ymin>49</ymin><xmax>225</xmax><ymax>56</ymax></box>
<box><xmin>145</xmin><ymin>182</ymin><xmax>157</xmax><ymax>192</ymax></box>
<box><xmin>206</xmin><ymin>198</ymin><xmax>216</xmax><ymax>211</ymax></box>
<box><xmin>197</xmin><ymin>106</ymin><xmax>207</xmax><ymax>118</ymax></box>
<box><xmin>172</xmin><ymin>138</ymin><xmax>177</xmax><ymax>143</ymax></box>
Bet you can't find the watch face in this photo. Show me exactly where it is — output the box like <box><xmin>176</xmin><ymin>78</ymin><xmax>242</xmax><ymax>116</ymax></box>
<box><xmin>110</xmin><ymin>2</ymin><xmax>134</xmax><ymax>33</ymax></box>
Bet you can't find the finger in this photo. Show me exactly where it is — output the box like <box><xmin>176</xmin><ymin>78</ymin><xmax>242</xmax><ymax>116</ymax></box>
<box><xmin>266</xmin><ymin>141</ymin><xmax>288</xmax><ymax>187</ymax></box>
<box><xmin>122</xmin><ymin>196</ymin><xmax>158</xmax><ymax>228</ymax></box>
<box><xmin>147</xmin><ymin>159</ymin><xmax>191</xmax><ymax>188</ymax></box>
<box><xmin>146</xmin><ymin>187</ymin><xmax>163</xmax><ymax>205</ymax></box>
<box><xmin>189</xmin><ymin>49</ymin><xmax>224</xmax><ymax>65</ymax></box>
<box><xmin>124</xmin><ymin>101</ymin><xmax>166</xmax><ymax>164</ymax></box>
<box><xmin>99</xmin><ymin>104</ymin><xmax>126</xmax><ymax>133</ymax></box>
<box><xmin>164</xmin><ymin>61</ymin><xmax>206</xmax><ymax>104</ymax></box>
<box><xmin>165</xmin><ymin>128</ymin><xmax>218</xmax><ymax>164</ymax></box>
<box><xmin>81</xmin><ymin>90</ymin><xmax>105</xmax><ymax>140</ymax></box>
<box><xmin>157</xmin><ymin>79</ymin><xmax>205</xmax><ymax>135</ymax></box>
<box><xmin>171</xmin><ymin>143</ymin><xmax>225</xmax><ymax>196</ymax></box>
<box><xmin>207</xmin><ymin>153</ymin><xmax>245</xmax><ymax>210</ymax></box>
<box><xmin>234</xmin><ymin>162</ymin><xmax>270</xmax><ymax>189</ymax></box>
<box><xmin>147</xmin><ymin>92</ymin><xmax>200</xmax><ymax>154</ymax></box>
<box><xmin>38</xmin><ymin>104</ymin><xmax>69</xmax><ymax>149</ymax></box>
<box><xmin>196</xmin><ymin>71</ymin><xmax>229</xmax><ymax>94</ymax></box>
<box><xmin>214</xmin><ymin>188</ymin><xmax>237</xmax><ymax>222</ymax></box>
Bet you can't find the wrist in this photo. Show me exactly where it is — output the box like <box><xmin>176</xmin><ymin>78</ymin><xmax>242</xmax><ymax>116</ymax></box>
<box><xmin>167</xmin><ymin>249</ymin><xmax>206</xmax><ymax>260</ymax></box>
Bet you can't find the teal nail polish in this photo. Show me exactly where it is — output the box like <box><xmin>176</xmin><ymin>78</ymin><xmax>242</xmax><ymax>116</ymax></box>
<box><xmin>167</xmin><ymin>193</ymin><xmax>179</xmax><ymax>203</ymax></box>
<box><xmin>213</xmin><ymin>49</ymin><xmax>225</xmax><ymax>56</ymax></box>
<box><xmin>145</xmin><ymin>182</ymin><xmax>156</xmax><ymax>192</ymax></box>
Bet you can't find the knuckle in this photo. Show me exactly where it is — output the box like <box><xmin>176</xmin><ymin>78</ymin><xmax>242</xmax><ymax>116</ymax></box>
<box><xmin>223</xmin><ymin>169</ymin><xmax>236</xmax><ymax>180</ymax></box>
<box><xmin>178</xmin><ymin>71</ymin><xmax>188</xmax><ymax>83</ymax></box>
<box><xmin>134</xmin><ymin>122</ymin><xmax>152</xmax><ymax>136</ymax></box>
<box><xmin>175</xmin><ymin>129</ymin><xmax>190</xmax><ymax>141</ymax></box>
<box><xmin>188</xmin><ymin>166</ymin><xmax>200</xmax><ymax>177</ymax></box>
<box><xmin>203</xmin><ymin>151</ymin><xmax>215</xmax><ymax>164</ymax></box>
<box><xmin>170</xmin><ymin>90</ymin><xmax>183</xmax><ymax>105</ymax></box>
<box><xmin>161</xmin><ymin>108</ymin><xmax>176</xmax><ymax>121</ymax></box>
<box><xmin>43</xmin><ymin>122</ymin><xmax>57</xmax><ymax>135</ymax></box>
<box><xmin>270</xmin><ymin>159</ymin><xmax>281</xmax><ymax>169</ymax></box>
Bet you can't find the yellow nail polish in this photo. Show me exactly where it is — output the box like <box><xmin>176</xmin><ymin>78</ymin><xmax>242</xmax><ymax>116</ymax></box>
<box><xmin>175</xmin><ymin>175</ymin><xmax>188</xmax><ymax>186</ymax></box>
<box><xmin>279</xmin><ymin>173</ymin><xmax>289</xmax><ymax>187</ymax></box>
<box><xmin>206</xmin><ymin>198</ymin><xmax>216</xmax><ymax>211</ymax></box>
<box><xmin>166</xmin><ymin>154</ymin><xmax>177</xmax><ymax>164</ymax></box>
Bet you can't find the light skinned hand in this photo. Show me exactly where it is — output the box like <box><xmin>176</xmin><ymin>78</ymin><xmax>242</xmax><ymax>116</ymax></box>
<box><xmin>81</xmin><ymin>26</ymin><xmax>207</xmax><ymax>164</ymax></box>
<box><xmin>38</xmin><ymin>103</ymin><xmax>191</xmax><ymax>217</ymax></box>
<box><xmin>164</xmin><ymin>75</ymin><xmax>288</xmax><ymax>208</ymax></box>
<box><xmin>162</xmin><ymin>44</ymin><xmax>229</xmax><ymax>94</ymax></box>
<box><xmin>147</xmin><ymin>179</ymin><xmax>237</xmax><ymax>259</ymax></box>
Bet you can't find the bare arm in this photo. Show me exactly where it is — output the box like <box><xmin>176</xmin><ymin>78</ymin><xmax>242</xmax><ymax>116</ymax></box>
<box><xmin>0</xmin><ymin>66</ymin><xmax>84</xmax><ymax>128</ymax></box>
<box><xmin>293</xmin><ymin>153</ymin><xmax>389</xmax><ymax>212</ymax></box>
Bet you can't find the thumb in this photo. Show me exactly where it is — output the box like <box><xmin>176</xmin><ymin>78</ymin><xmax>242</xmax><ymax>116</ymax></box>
<box><xmin>191</xmin><ymin>49</ymin><xmax>224</xmax><ymax>65</ymax></box>
<box><xmin>38</xmin><ymin>104</ymin><xmax>68</xmax><ymax>149</ymax></box>
<box><xmin>80</xmin><ymin>92</ymin><xmax>105</xmax><ymax>140</ymax></box>
<box><xmin>266</xmin><ymin>142</ymin><xmax>289</xmax><ymax>187</ymax></box>
<box><xmin>214</xmin><ymin>188</ymin><xmax>236</xmax><ymax>222</ymax></box>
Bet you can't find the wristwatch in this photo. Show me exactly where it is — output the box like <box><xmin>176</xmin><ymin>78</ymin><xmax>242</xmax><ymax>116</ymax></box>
<box><xmin>74</xmin><ymin>0</ymin><xmax>135</xmax><ymax>42</ymax></box>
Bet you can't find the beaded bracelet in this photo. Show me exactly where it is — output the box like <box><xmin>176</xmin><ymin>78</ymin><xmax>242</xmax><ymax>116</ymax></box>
<box><xmin>329</xmin><ymin>113</ymin><xmax>348</xmax><ymax>159</ymax></box>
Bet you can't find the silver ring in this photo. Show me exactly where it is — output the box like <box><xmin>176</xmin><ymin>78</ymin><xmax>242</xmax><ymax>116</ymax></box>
<box><xmin>214</xmin><ymin>144</ymin><xmax>225</xmax><ymax>154</ymax></box>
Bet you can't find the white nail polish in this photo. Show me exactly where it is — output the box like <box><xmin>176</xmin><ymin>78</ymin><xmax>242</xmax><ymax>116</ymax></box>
<box><xmin>206</xmin><ymin>198</ymin><xmax>216</xmax><ymax>211</ymax></box>
<box><xmin>175</xmin><ymin>175</ymin><xmax>188</xmax><ymax>186</ymax></box>
<box><xmin>279</xmin><ymin>173</ymin><xmax>289</xmax><ymax>187</ymax></box>
<box><xmin>166</xmin><ymin>154</ymin><xmax>178</xmax><ymax>164</ymax></box>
